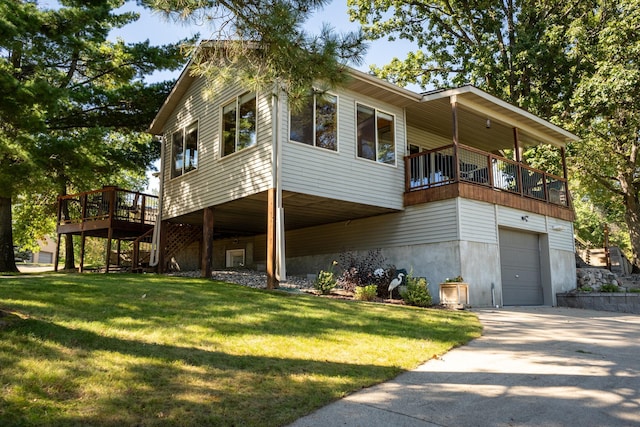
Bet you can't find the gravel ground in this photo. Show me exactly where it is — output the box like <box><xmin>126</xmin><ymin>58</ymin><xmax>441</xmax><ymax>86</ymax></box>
<box><xmin>168</xmin><ymin>269</ymin><xmax>316</xmax><ymax>290</ymax></box>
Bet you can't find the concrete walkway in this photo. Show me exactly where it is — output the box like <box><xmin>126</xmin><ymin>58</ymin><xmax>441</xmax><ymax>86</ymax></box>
<box><xmin>289</xmin><ymin>307</ymin><xmax>640</xmax><ymax>427</ymax></box>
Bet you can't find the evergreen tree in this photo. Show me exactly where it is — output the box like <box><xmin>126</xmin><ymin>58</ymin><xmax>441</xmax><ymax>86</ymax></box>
<box><xmin>145</xmin><ymin>0</ymin><xmax>367</xmax><ymax>105</ymax></box>
<box><xmin>0</xmin><ymin>0</ymin><xmax>186</xmax><ymax>271</ymax></box>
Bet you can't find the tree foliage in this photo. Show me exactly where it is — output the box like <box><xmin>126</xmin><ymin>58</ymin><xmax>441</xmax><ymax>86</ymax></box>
<box><xmin>144</xmin><ymin>0</ymin><xmax>367</xmax><ymax>106</ymax></box>
<box><xmin>348</xmin><ymin>0</ymin><xmax>591</xmax><ymax>117</ymax></box>
<box><xmin>567</xmin><ymin>0</ymin><xmax>640</xmax><ymax>265</ymax></box>
<box><xmin>349</xmin><ymin>0</ymin><xmax>640</xmax><ymax>266</ymax></box>
<box><xmin>0</xmin><ymin>0</ymin><xmax>187</xmax><ymax>271</ymax></box>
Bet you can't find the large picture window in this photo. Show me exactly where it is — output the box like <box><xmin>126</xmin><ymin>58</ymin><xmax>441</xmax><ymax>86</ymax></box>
<box><xmin>222</xmin><ymin>92</ymin><xmax>257</xmax><ymax>156</ymax></box>
<box><xmin>171</xmin><ymin>121</ymin><xmax>198</xmax><ymax>178</ymax></box>
<box><xmin>290</xmin><ymin>92</ymin><xmax>337</xmax><ymax>151</ymax></box>
<box><xmin>356</xmin><ymin>104</ymin><xmax>395</xmax><ymax>165</ymax></box>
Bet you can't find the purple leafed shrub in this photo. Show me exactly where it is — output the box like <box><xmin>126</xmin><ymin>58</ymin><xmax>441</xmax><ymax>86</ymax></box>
<box><xmin>337</xmin><ymin>249</ymin><xmax>396</xmax><ymax>296</ymax></box>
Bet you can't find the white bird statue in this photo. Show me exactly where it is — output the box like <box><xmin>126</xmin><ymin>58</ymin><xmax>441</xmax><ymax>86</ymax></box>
<box><xmin>388</xmin><ymin>272</ymin><xmax>405</xmax><ymax>299</ymax></box>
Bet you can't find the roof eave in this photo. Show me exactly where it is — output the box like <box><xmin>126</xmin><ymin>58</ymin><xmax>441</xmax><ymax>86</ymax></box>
<box><xmin>421</xmin><ymin>86</ymin><xmax>579</xmax><ymax>146</ymax></box>
<box><xmin>148</xmin><ymin>59</ymin><xmax>196</xmax><ymax>135</ymax></box>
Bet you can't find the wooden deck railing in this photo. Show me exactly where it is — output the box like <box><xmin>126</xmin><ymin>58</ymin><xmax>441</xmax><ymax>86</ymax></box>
<box><xmin>57</xmin><ymin>186</ymin><xmax>159</xmax><ymax>227</ymax></box>
<box><xmin>405</xmin><ymin>144</ymin><xmax>569</xmax><ymax>207</ymax></box>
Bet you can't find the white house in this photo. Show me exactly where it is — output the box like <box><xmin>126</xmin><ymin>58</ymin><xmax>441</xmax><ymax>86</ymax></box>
<box><xmin>148</xmin><ymin>54</ymin><xmax>578</xmax><ymax>307</ymax></box>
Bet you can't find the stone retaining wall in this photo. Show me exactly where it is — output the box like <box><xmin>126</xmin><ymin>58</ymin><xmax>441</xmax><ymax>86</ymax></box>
<box><xmin>556</xmin><ymin>293</ymin><xmax>640</xmax><ymax>314</ymax></box>
<box><xmin>576</xmin><ymin>267</ymin><xmax>620</xmax><ymax>291</ymax></box>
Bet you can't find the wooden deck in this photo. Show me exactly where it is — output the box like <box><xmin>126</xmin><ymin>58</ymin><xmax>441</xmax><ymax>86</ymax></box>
<box><xmin>57</xmin><ymin>186</ymin><xmax>158</xmax><ymax>238</ymax></box>
<box><xmin>55</xmin><ymin>186</ymin><xmax>159</xmax><ymax>272</ymax></box>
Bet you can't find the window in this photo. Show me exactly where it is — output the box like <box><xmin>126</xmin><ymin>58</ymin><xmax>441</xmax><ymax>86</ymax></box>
<box><xmin>290</xmin><ymin>92</ymin><xmax>337</xmax><ymax>151</ymax></box>
<box><xmin>226</xmin><ymin>249</ymin><xmax>245</xmax><ymax>267</ymax></box>
<box><xmin>222</xmin><ymin>92</ymin><xmax>257</xmax><ymax>156</ymax></box>
<box><xmin>171</xmin><ymin>121</ymin><xmax>198</xmax><ymax>178</ymax></box>
<box><xmin>356</xmin><ymin>104</ymin><xmax>395</xmax><ymax>165</ymax></box>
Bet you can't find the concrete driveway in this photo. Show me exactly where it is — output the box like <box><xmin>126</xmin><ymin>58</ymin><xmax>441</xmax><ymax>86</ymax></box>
<box><xmin>289</xmin><ymin>307</ymin><xmax>640</xmax><ymax>427</ymax></box>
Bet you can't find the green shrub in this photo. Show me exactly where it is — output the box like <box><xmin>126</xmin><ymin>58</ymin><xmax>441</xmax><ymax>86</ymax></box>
<box><xmin>314</xmin><ymin>270</ymin><xmax>336</xmax><ymax>295</ymax></box>
<box><xmin>314</xmin><ymin>261</ymin><xmax>337</xmax><ymax>295</ymax></box>
<box><xmin>354</xmin><ymin>284</ymin><xmax>378</xmax><ymax>301</ymax></box>
<box><xmin>629</xmin><ymin>288</ymin><xmax>640</xmax><ymax>293</ymax></box>
<box><xmin>401</xmin><ymin>276</ymin><xmax>432</xmax><ymax>307</ymax></box>
<box><xmin>599</xmin><ymin>284</ymin><xmax>620</xmax><ymax>292</ymax></box>
<box><xmin>579</xmin><ymin>286</ymin><xmax>593</xmax><ymax>292</ymax></box>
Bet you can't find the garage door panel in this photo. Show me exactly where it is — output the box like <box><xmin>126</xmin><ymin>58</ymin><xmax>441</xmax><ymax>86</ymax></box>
<box><xmin>500</xmin><ymin>229</ymin><xmax>543</xmax><ymax>306</ymax></box>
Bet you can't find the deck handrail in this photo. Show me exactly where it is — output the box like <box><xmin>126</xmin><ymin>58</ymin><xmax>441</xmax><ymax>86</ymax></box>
<box><xmin>57</xmin><ymin>187</ymin><xmax>159</xmax><ymax>226</ymax></box>
<box><xmin>405</xmin><ymin>143</ymin><xmax>570</xmax><ymax>207</ymax></box>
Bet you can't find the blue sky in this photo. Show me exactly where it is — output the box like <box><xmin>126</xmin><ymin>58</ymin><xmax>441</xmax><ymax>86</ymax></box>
<box><xmin>111</xmin><ymin>1</ymin><xmax>417</xmax><ymax>83</ymax></box>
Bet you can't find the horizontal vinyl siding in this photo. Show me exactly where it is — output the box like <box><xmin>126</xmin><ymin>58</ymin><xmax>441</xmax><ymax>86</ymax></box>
<box><xmin>497</xmin><ymin>206</ymin><xmax>546</xmax><ymax>233</ymax></box>
<box><xmin>283</xmin><ymin>200</ymin><xmax>459</xmax><ymax>258</ymax></box>
<box><xmin>407</xmin><ymin>126</ymin><xmax>451</xmax><ymax>150</ymax></box>
<box><xmin>281</xmin><ymin>89</ymin><xmax>405</xmax><ymax>210</ymax></box>
<box><xmin>162</xmin><ymin>78</ymin><xmax>272</xmax><ymax>219</ymax></box>
<box><xmin>459</xmin><ymin>199</ymin><xmax>498</xmax><ymax>244</ymax></box>
<box><xmin>547</xmin><ymin>218</ymin><xmax>575</xmax><ymax>251</ymax></box>
<box><xmin>496</xmin><ymin>206</ymin><xmax>574</xmax><ymax>252</ymax></box>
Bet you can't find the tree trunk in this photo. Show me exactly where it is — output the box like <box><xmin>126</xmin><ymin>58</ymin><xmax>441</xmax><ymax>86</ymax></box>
<box><xmin>64</xmin><ymin>233</ymin><xmax>75</xmax><ymax>270</ymax></box>
<box><xmin>621</xmin><ymin>176</ymin><xmax>640</xmax><ymax>269</ymax></box>
<box><xmin>59</xmin><ymin>184</ymin><xmax>76</xmax><ymax>270</ymax></box>
<box><xmin>624</xmin><ymin>199</ymin><xmax>640</xmax><ymax>269</ymax></box>
<box><xmin>0</xmin><ymin>196</ymin><xmax>19</xmax><ymax>272</ymax></box>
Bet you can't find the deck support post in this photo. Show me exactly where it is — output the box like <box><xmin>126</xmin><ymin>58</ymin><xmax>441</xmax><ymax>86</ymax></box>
<box><xmin>79</xmin><ymin>233</ymin><xmax>86</xmax><ymax>273</ymax></box>
<box><xmin>201</xmin><ymin>207</ymin><xmax>214</xmax><ymax>278</ymax></box>
<box><xmin>450</xmin><ymin>96</ymin><xmax>460</xmax><ymax>181</ymax></box>
<box><xmin>513</xmin><ymin>127</ymin><xmax>522</xmax><ymax>162</ymax></box>
<box><xmin>267</xmin><ymin>188</ymin><xmax>278</xmax><ymax>289</ymax></box>
<box><xmin>513</xmin><ymin>127</ymin><xmax>524</xmax><ymax>195</ymax></box>
<box><xmin>54</xmin><ymin>234</ymin><xmax>61</xmax><ymax>272</ymax></box>
<box><xmin>105</xmin><ymin>228</ymin><xmax>113</xmax><ymax>273</ymax></box>
<box><xmin>132</xmin><ymin>240</ymin><xmax>140</xmax><ymax>272</ymax></box>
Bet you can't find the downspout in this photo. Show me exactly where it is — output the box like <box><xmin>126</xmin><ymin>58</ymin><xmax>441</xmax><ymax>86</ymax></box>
<box><xmin>272</xmin><ymin>82</ymin><xmax>286</xmax><ymax>281</ymax></box>
<box><xmin>149</xmin><ymin>136</ymin><xmax>165</xmax><ymax>267</ymax></box>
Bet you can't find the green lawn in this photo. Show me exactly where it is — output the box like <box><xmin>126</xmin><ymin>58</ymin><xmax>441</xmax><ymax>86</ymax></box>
<box><xmin>0</xmin><ymin>273</ymin><xmax>481</xmax><ymax>426</ymax></box>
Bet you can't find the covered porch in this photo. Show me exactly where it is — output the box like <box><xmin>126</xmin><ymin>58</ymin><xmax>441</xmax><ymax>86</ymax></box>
<box><xmin>403</xmin><ymin>86</ymin><xmax>577</xmax><ymax>221</ymax></box>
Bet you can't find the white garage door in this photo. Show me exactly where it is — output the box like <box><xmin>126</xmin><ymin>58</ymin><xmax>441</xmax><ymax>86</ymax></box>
<box><xmin>38</xmin><ymin>251</ymin><xmax>53</xmax><ymax>264</ymax></box>
<box><xmin>499</xmin><ymin>229</ymin><xmax>543</xmax><ymax>305</ymax></box>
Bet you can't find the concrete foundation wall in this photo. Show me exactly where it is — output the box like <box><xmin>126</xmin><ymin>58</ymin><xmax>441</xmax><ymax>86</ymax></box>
<box><xmin>550</xmin><ymin>249</ymin><xmax>577</xmax><ymax>304</ymax></box>
<box><xmin>285</xmin><ymin>241</ymin><xmax>462</xmax><ymax>303</ymax></box>
<box><xmin>460</xmin><ymin>241</ymin><xmax>501</xmax><ymax>307</ymax></box>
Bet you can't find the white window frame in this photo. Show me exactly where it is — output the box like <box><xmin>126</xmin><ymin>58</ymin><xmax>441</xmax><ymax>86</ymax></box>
<box><xmin>225</xmin><ymin>249</ymin><xmax>246</xmax><ymax>268</ymax></box>
<box><xmin>170</xmin><ymin>121</ymin><xmax>199</xmax><ymax>179</ymax></box>
<box><xmin>289</xmin><ymin>91</ymin><xmax>338</xmax><ymax>151</ymax></box>
<box><xmin>221</xmin><ymin>92</ymin><xmax>257</xmax><ymax>157</ymax></box>
<box><xmin>356</xmin><ymin>103</ymin><xmax>396</xmax><ymax>165</ymax></box>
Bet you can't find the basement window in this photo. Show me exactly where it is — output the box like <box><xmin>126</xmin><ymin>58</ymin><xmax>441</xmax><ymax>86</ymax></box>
<box><xmin>226</xmin><ymin>249</ymin><xmax>245</xmax><ymax>268</ymax></box>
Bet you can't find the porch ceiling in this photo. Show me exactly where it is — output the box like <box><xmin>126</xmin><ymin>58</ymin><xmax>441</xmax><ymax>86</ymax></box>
<box><xmin>407</xmin><ymin>87</ymin><xmax>578</xmax><ymax>150</ymax></box>
<box><xmin>166</xmin><ymin>191</ymin><xmax>399</xmax><ymax>238</ymax></box>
